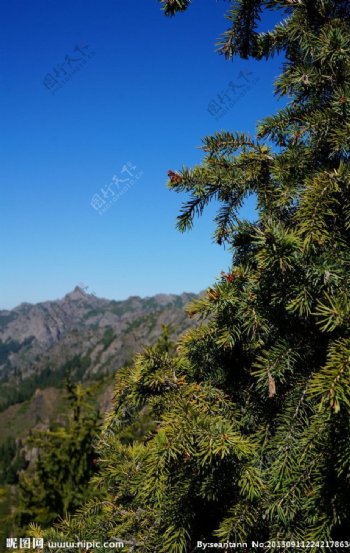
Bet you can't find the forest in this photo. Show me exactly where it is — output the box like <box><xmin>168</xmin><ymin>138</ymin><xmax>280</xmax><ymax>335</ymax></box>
<box><xmin>6</xmin><ymin>1</ymin><xmax>350</xmax><ymax>552</ymax></box>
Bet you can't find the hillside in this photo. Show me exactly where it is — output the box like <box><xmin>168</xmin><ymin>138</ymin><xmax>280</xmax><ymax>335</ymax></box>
<box><xmin>0</xmin><ymin>287</ymin><xmax>196</xmax><ymax>413</ymax></box>
<box><xmin>0</xmin><ymin>287</ymin><xmax>197</xmax><ymax>539</ymax></box>
<box><xmin>0</xmin><ymin>286</ymin><xmax>197</xmax><ymax>439</ymax></box>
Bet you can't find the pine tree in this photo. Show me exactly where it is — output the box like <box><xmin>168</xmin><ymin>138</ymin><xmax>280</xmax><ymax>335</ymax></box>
<box><xmin>16</xmin><ymin>382</ymin><xmax>100</xmax><ymax>529</ymax></box>
<box><xmin>32</xmin><ymin>1</ymin><xmax>350</xmax><ymax>551</ymax></box>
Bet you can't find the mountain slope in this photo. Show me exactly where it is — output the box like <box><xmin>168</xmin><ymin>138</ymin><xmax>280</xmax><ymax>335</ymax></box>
<box><xmin>0</xmin><ymin>287</ymin><xmax>197</xmax><ymax>411</ymax></box>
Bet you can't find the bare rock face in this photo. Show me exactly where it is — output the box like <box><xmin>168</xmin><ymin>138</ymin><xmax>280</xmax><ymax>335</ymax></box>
<box><xmin>0</xmin><ymin>287</ymin><xmax>197</xmax><ymax>386</ymax></box>
<box><xmin>0</xmin><ymin>289</ymin><xmax>198</xmax><ymax>460</ymax></box>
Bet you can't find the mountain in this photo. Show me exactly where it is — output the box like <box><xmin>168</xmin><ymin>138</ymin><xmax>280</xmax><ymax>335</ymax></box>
<box><xmin>0</xmin><ymin>287</ymin><xmax>197</xmax><ymax>412</ymax></box>
<box><xmin>0</xmin><ymin>288</ymin><xmax>198</xmax><ymax>541</ymax></box>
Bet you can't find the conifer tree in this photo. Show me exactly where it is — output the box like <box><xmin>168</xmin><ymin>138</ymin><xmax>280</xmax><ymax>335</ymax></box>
<box><xmin>16</xmin><ymin>383</ymin><xmax>100</xmax><ymax>529</ymax></box>
<box><xmin>32</xmin><ymin>1</ymin><xmax>350</xmax><ymax>551</ymax></box>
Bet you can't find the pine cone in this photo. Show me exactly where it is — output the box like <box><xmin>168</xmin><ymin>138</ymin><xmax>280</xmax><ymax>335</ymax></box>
<box><xmin>168</xmin><ymin>170</ymin><xmax>183</xmax><ymax>184</ymax></box>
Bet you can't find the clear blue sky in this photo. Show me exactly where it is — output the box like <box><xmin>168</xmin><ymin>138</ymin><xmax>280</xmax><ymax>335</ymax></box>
<box><xmin>0</xmin><ymin>0</ymin><xmax>284</xmax><ymax>309</ymax></box>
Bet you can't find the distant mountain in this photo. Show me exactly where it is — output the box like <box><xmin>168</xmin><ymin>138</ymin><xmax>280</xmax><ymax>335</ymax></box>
<box><xmin>0</xmin><ymin>287</ymin><xmax>197</xmax><ymax>412</ymax></box>
<box><xmin>0</xmin><ymin>287</ymin><xmax>198</xmax><ymax>533</ymax></box>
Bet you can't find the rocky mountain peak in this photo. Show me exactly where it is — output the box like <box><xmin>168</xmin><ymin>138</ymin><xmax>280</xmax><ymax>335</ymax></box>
<box><xmin>64</xmin><ymin>286</ymin><xmax>89</xmax><ymax>302</ymax></box>
<box><xmin>0</xmin><ymin>289</ymin><xmax>198</xmax><ymax>387</ymax></box>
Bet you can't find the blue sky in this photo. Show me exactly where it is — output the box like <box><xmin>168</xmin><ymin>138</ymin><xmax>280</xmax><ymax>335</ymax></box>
<box><xmin>0</xmin><ymin>0</ymin><xmax>285</xmax><ymax>309</ymax></box>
